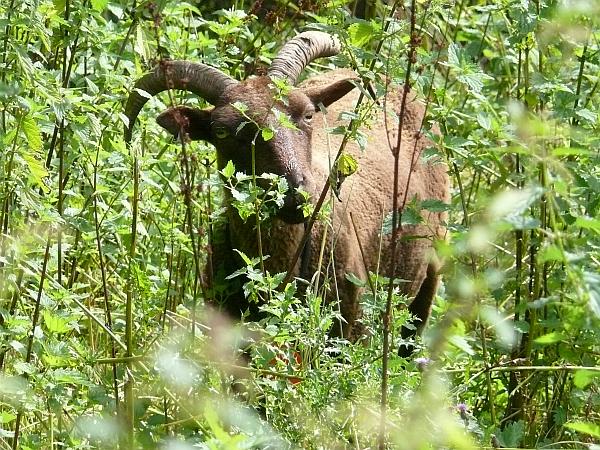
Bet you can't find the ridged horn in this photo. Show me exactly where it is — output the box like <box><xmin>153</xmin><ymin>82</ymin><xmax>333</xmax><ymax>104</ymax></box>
<box><xmin>124</xmin><ymin>60</ymin><xmax>238</xmax><ymax>143</ymax></box>
<box><xmin>268</xmin><ymin>31</ymin><xmax>341</xmax><ymax>85</ymax></box>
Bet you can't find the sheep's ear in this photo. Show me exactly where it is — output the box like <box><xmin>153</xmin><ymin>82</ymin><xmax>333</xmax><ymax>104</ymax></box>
<box><xmin>157</xmin><ymin>106</ymin><xmax>212</xmax><ymax>141</ymax></box>
<box><xmin>304</xmin><ymin>78</ymin><xmax>358</xmax><ymax>108</ymax></box>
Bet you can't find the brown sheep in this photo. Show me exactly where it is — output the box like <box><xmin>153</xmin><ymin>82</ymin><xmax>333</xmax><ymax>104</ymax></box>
<box><xmin>124</xmin><ymin>31</ymin><xmax>449</xmax><ymax>356</ymax></box>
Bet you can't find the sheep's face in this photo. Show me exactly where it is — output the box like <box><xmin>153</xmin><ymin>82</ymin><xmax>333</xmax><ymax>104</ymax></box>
<box><xmin>157</xmin><ymin>76</ymin><xmax>356</xmax><ymax>224</ymax></box>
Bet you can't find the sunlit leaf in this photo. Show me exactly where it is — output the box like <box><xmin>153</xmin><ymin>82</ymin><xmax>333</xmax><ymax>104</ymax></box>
<box><xmin>565</xmin><ymin>422</ymin><xmax>600</xmax><ymax>438</ymax></box>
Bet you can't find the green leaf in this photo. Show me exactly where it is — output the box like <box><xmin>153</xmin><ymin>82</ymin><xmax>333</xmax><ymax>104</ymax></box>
<box><xmin>348</xmin><ymin>21</ymin><xmax>377</xmax><ymax>47</ymax></box>
<box><xmin>583</xmin><ymin>271</ymin><xmax>600</xmax><ymax>319</ymax></box>
<box><xmin>575</xmin><ymin>108</ymin><xmax>597</xmax><ymax>123</ymax></box>
<box><xmin>221</xmin><ymin>160</ymin><xmax>235</xmax><ymax>179</ymax></box>
<box><xmin>261</xmin><ymin>127</ymin><xmax>274</xmax><ymax>142</ymax></box>
<box><xmin>538</xmin><ymin>244</ymin><xmax>565</xmax><ymax>263</ymax></box>
<box><xmin>497</xmin><ymin>421</ymin><xmax>524</xmax><ymax>448</ymax></box>
<box><xmin>22</xmin><ymin>154</ymin><xmax>49</xmax><ymax>191</ymax></box>
<box><xmin>0</xmin><ymin>411</ymin><xmax>16</xmax><ymax>424</ymax></box>
<box><xmin>42</xmin><ymin>310</ymin><xmax>71</xmax><ymax>334</ymax></box>
<box><xmin>573</xmin><ymin>370</ymin><xmax>600</xmax><ymax>389</ymax></box>
<box><xmin>90</xmin><ymin>0</ymin><xmax>108</xmax><ymax>12</ymax></box>
<box><xmin>336</xmin><ymin>153</ymin><xmax>358</xmax><ymax>177</ymax></box>
<box><xmin>534</xmin><ymin>332</ymin><xmax>564</xmax><ymax>345</ymax></box>
<box><xmin>21</xmin><ymin>115</ymin><xmax>42</xmax><ymax>151</ymax></box>
<box><xmin>565</xmin><ymin>422</ymin><xmax>600</xmax><ymax>438</ymax></box>
<box><xmin>421</xmin><ymin>199</ymin><xmax>451</xmax><ymax>212</ymax></box>
<box><xmin>489</xmin><ymin>186</ymin><xmax>544</xmax><ymax>219</ymax></box>
<box><xmin>575</xmin><ymin>216</ymin><xmax>600</xmax><ymax>234</ymax></box>
<box><xmin>345</xmin><ymin>272</ymin><xmax>365</xmax><ymax>287</ymax></box>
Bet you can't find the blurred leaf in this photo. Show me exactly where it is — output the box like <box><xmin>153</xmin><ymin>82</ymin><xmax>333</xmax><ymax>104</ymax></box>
<box><xmin>573</xmin><ymin>370</ymin><xmax>600</xmax><ymax>389</ymax></box>
<box><xmin>565</xmin><ymin>422</ymin><xmax>600</xmax><ymax>438</ymax></box>
<box><xmin>90</xmin><ymin>0</ymin><xmax>108</xmax><ymax>12</ymax></box>
<box><xmin>534</xmin><ymin>332</ymin><xmax>565</xmax><ymax>345</ymax></box>
<box><xmin>583</xmin><ymin>272</ymin><xmax>600</xmax><ymax>318</ymax></box>
<box><xmin>497</xmin><ymin>421</ymin><xmax>524</xmax><ymax>448</ymax></box>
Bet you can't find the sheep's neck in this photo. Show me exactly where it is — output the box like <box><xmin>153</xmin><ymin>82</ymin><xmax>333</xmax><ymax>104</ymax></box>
<box><xmin>227</xmin><ymin>210</ymin><xmax>305</xmax><ymax>276</ymax></box>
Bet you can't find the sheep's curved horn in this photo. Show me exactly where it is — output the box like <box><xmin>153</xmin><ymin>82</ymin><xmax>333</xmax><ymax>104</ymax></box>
<box><xmin>268</xmin><ymin>31</ymin><xmax>341</xmax><ymax>85</ymax></box>
<box><xmin>124</xmin><ymin>60</ymin><xmax>238</xmax><ymax>143</ymax></box>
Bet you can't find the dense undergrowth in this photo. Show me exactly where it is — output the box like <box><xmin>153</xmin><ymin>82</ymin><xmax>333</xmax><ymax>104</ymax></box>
<box><xmin>0</xmin><ymin>0</ymin><xmax>599</xmax><ymax>448</ymax></box>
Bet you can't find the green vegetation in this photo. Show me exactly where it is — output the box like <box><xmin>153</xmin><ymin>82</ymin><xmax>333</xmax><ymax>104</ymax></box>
<box><xmin>0</xmin><ymin>0</ymin><xmax>599</xmax><ymax>448</ymax></box>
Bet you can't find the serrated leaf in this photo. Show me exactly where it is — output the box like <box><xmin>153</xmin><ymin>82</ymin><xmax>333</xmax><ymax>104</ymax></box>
<box><xmin>448</xmin><ymin>334</ymin><xmax>475</xmax><ymax>355</ymax></box>
<box><xmin>476</xmin><ymin>112</ymin><xmax>492</xmax><ymax>130</ymax></box>
<box><xmin>497</xmin><ymin>420</ymin><xmax>525</xmax><ymax>448</ymax></box>
<box><xmin>489</xmin><ymin>186</ymin><xmax>544</xmax><ymax>219</ymax></box>
<box><xmin>421</xmin><ymin>199</ymin><xmax>451</xmax><ymax>212</ymax></box>
<box><xmin>42</xmin><ymin>310</ymin><xmax>71</xmax><ymax>334</ymax></box>
<box><xmin>348</xmin><ymin>21</ymin><xmax>376</xmax><ymax>47</ymax></box>
<box><xmin>91</xmin><ymin>0</ymin><xmax>108</xmax><ymax>11</ymax></box>
<box><xmin>22</xmin><ymin>154</ymin><xmax>49</xmax><ymax>191</ymax></box>
<box><xmin>336</xmin><ymin>153</ymin><xmax>358</xmax><ymax>177</ymax></box>
<box><xmin>221</xmin><ymin>160</ymin><xmax>235</xmax><ymax>179</ymax></box>
<box><xmin>575</xmin><ymin>108</ymin><xmax>596</xmax><ymax>123</ymax></box>
<box><xmin>261</xmin><ymin>127</ymin><xmax>274</xmax><ymax>142</ymax></box>
<box><xmin>21</xmin><ymin>115</ymin><xmax>42</xmax><ymax>151</ymax></box>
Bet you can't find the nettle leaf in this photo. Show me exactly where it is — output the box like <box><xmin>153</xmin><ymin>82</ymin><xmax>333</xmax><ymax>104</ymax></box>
<box><xmin>22</xmin><ymin>154</ymin><xmax>49</xmax><ymax>191</ymax></box>
<box><xmin>261</xmin><ymin>127</ymin><xmax>274</xmax><ymax>142</ymax></box>
<box><xmin>42</xmin><ymin>310</ymin><xmax>71</xmax><ymax>334</ymax></box>
<box><xmin>489</xmin><ymin>186</ymin><xmax>544</xmax><ymax>219</ymax></box>
<box><xmin>336</xmin><ymin>153</ymin><xmax>358</xmax><ymax>177</ymax></box>
<box><xmin>21</xmin><ymin>114</ymin><xmax>42</xmax><ymax>151</ymax></box>
<box><xmin>575</xmin><ymin>108</ymin><xmax>597</xmax><ymax>123</ymax></box>
<box><xmin>221</xmin><ymin>160</ymin><xmax>235</xmax><ymax>179</ymax></box>
<box><xmin>90</xmin><ymin>0</ymin><xmax>108</xmax><ymax>12</ymax></box>
<box><xmin>348</xmin><ymin>21</ymin><xmax>380</xmax><ymax>47</ymax></box>
<box><xmin>421</xmin><ymin>199</ymin><xmax>451</xmax><ymax>212</ymax></box>
<box><xmin>497</xmin><ymin>420</ymin><xmax>525</xmax><ymax>448</ymax></box>
<box><xmin>445</xmin><ymin>43</ymin><xmax>493</xmax><ymax>93</ymax></box>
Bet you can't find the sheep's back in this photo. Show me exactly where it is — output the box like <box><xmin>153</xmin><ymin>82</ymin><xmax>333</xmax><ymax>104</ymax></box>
<box><xmin>302</xmin><ymin>69</ymin><xmax>449</xmax><ymax>290</ymax></box>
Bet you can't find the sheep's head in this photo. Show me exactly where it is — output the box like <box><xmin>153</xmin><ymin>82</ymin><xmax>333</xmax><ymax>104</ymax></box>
<box><xmin>124</xmin><ymin>31</ymin><xmax>357</xmax><ymax>224</ymax></box>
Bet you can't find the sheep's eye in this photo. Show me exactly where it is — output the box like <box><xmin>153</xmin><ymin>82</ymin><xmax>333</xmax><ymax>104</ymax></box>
<box><xmin>213</xmin><ymin>127</ymin><xmax>229</xmax><ymax>139</ymax></box>
<box><xmin>304</xmin><ymin>112</ymin><xmax>314</xmax><ymax>122</ymax></box>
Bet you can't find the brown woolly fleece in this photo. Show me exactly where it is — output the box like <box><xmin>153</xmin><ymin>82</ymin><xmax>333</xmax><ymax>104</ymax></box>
<box><xmin>222</xmin><ymin>69</ymin><xmax>450</xmax><ymax>348</ymax></box>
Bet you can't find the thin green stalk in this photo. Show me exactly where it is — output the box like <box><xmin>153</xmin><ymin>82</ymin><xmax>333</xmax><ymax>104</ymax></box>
<box><xmin>92</xmin><ymin>143</ymin><xmax>120</xmax><ymax>411</ymax></box>
<box><xmin>124</xmin><ymin>145</ymin><xmax>140</xmax><ymax>447</ymax></box>
<box><xmin>178</xmin><ymin>136</ymin><xmax>209</xmax><ymax>338</ymax></box>
<box><xmin>12</xmin><ymin>238</ymin><xmax>51</xmax><ymax>450</ymax></box>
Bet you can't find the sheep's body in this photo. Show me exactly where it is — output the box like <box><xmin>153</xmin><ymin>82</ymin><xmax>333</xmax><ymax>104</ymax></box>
<box><xmin>125</xmin><ymin>32</ymin><xmax>449</xmax><ymax>355</ymax></box>
<box><xmin>214</xmin><ymin>69</ymin><xmax>449</xmax><ymax>346</ymax></box>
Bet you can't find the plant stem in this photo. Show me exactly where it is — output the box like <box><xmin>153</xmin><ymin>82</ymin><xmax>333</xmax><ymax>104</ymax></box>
<box><xmin>12</xmin><ymin>238</ymin><xmax>51</xmax><ymax>450</ymax></box>
<box><xmin>379</xmin><ymin>1</ymin><xmax>417</xmax><ymax>448</ymax></box>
